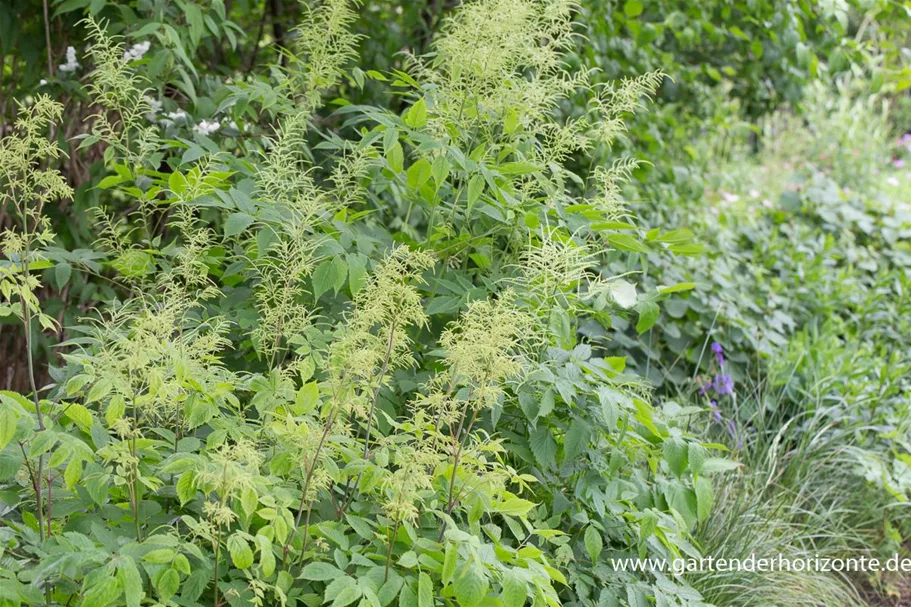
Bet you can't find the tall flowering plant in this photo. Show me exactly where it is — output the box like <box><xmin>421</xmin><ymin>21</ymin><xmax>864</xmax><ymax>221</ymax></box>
<box><xmin>699</xmin><ymin>342</ymin><xmax>741</xmax><ymax>448</ymax></box>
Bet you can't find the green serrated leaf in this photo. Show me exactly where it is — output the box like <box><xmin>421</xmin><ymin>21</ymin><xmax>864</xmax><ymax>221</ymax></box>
<box><xmin>418</xmin><ymin>572</ymin><xmax>432</xmax><ymax>607</ymax></box>
<box><xmin>225</xmin><ymin>212</ymin><xmax>255</xmax><ymax>237</ymax></box>
<box><xmin>64</xmin><ymin>403</ymin><xmax>93</xmax><ymax>431</ymax></box>
<box><xmin>529</xmin><ymin>427</ymin><xmax>556</xmax><ymax>469</ymax></box>
<box><xmin>404</xmin><ymin>98</ymin><xmax>427</xmax><ymax>128</ymax></box>
<box><xmin>228</xmin><ymin>534</ymin><xmax>254</xmax><ymax>569</ymax></box>
<box><xmin>452</xmin><ymin>563</ymin><xmax>488</xmax><ymax>607</ymax></box>
<box><xmin>663</xmin><ymin>438</ymin><xmax>688</xmax><ymax>477</ymax></box>
<box><xmin>501</xmin><ymin>570</ymin><xmax>525</xmax><ymax>607</ymax></box>
<box><xmin>563</xmin><ymin>419</ymin><xmax>590</xmax><ymax>462</ymax></box>
<box><xmin>301</xmin><ymin>562</ymin><xmax>343</xmax><ymax>581</ymax></box>
<box><xmin>156</xmin><ymin>568</ymin><xmax>179</xmax><ymax>602</ymax></box>
<box><xmin>118</xmin><ymin>556</ymin><xmax>144</xmax><ymax>607</ymax></box>
<box><xmin>82</xmin><ymin>575</ymin><xmax>122</xmax><ymax>607</ymax></box>
<box><xmin>54</xmin><ymin>262</ymin><xmax>72</xmax><ymax>289</ymax></box>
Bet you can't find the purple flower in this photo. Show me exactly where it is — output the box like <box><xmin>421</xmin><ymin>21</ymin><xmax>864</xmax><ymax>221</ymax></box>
<box><xmin>710</xmin><ymin>399</ymin><xmax>722</xmax><ymax>422</ymax></box>
<box><xmin>711</xmin><ymin>342</ymin><xmax>725</xmax><ymax>366</ymax></box>
<box><xmin>894</xmin><ymin>158</ymin><xmax>906</xmax><ymax>168</ymax></box>
<box><xmin>727</xmin><ymin>420</ymin><xmax>742</xmax><ymax>448</ymax></box>
<box><xmin>714</xmin><ymin>374</ymin><xmax>734</xmax><ymax>395</ymax></box>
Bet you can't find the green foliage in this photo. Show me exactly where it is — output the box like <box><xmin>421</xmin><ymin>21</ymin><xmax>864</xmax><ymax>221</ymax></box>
<box><xmin>3</xmin><ymin>1</ymin><xmax>911</xmax><ymax>607</ymax></box>
<box><xmin>0</xmin><ymin>2</ymin><xmax>730</xmax><ymax>607</ymax></box>
<box><xmin>618</xmin><ymin>77</ymin><xmax>911</xmax><ymax>605</ymax></box>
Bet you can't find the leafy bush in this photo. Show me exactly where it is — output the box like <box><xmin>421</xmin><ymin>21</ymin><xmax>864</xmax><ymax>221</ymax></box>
<box><xmin>0</xmin><ymin>2</ymin><xmax>736</xmax><ymax>607</ymax></box>
<box><xmin>5</xmin><ymin>2</ymin><xmax>911</xmax><ymax>607</ymax></box>
<box><xmin>613</xmin><ymin>78</ymin><xmax>911</xmax><ymax>604</ymax></box>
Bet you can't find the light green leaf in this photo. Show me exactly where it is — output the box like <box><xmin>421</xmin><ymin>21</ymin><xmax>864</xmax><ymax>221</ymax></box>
<box><xmin>301</xmin><ymin>562</ymin><xmax>344</xmax><ymax>581</ymax></box>
<box><xmin>241</xmin><ymin>486</ymin><xmax>258</xmax><ymax>517</ymax></box>
<box><xmin>467</xmin><ymin>175</ymin><xmax>484</xmax><ymax>213</ymax></box>
<box><xmin>156</xmin><ymin>568</ymin><xmax>179</xmax><ymax>602</ymax></box>
<box><xmin>584</xmin><ymin>526</ymin><xmax>602</xmax><ymax>563</ymax></box>
<box><xmin>143</xmin><ymin>549</ymin><xmax>175</xmax><ymax>564</ymax></box>
<box><xmin>432</xmin><ymin>156</ymin><xmax>450</xmax><ymax>188</ymax></box>
<box><xmin>97</xmin><ymin>174</ymin><xmax>127</xmax><ymax>189</ymax></box>
<box><xmin>333</xmin><ymin>586</ymin><xmax>363</xmax><ymax>607</ymax></box>
<box><xmin>636</xmin><ymin>301</ymin><xmax>660</xmax><ymax>334</ymax></box>
<box><xmin>29</xmin><ymin>431</ymin><xmax>57</xmax><ymax>458</ymax></box>
<box><xmin>346</xmin><ymin>253</ymin><xmax>368</xmax><ymax>294</ymax></box>
<box><xmin>657</xmin><ymin>282</ymin><xmax>696</xmax><ymax>294</ymax></box>
<box><xmin>0</xmin><ymin>405</ymin><xmax>20</xmax><ymax>451</ymax></box>
<box><xmin>700</xmin><ymin>458</ymin><xmax>741</xmax><ymax>473</ymax></box>
<box><xmin>64</xmin><ymin>455</ymin><xmax>83</xmax><ymax>487</ymax></box>
<box><xmin>624</xmin><ymin>0</ymin><xmax>643</xmax><ymax>18</ymax></box>
<box><xmin>501</xmin><ymin>570</ymin><xmax>526</xmax><ymax>607</ymax></box>
<box><xmin>386</xmin><ymin>142</ymin><xmax>404</xmax><ymax>173</ymax></box>
<box><xmin>0</xmin><ymin>446</ymin><xmax>24</xmax><ymax>481</ymax></box>
<box><xmin>418</xmin><ymin>572</ymin><xmax>432</xmax><ymax>607</ymax></box>
<box><xmin>82</xmin><ymin>575</ymin><xmax>122</xmax><ymax>607</ymax></box>
<box><xmin>407</xmin><ymin>158</ymin><xmax>433</xmax><ymax>191</ymax></box>
<box><xmin>176</xmin><ymin>471</ymin><xmax>197</xmax><ymax>505</ymax></box>
<box><xmin>688</xmin><ymin>443</ymin><xmax>707</xmax><ymax>475</ymax></box>
<box><xmin>256</xmin><ymin>535</ymin><xmax>276</xmax><ymax>577</ymax></box>
<box><xmin>607</xmin><ymin>233</ymin><xmax>650</xmax><ymax>253</ymax></box>
<box><xmin>86</xmin><ymin>378</ymin><xmax>113</xmax><ymax>404</ymax></box>
<box><xmin>442</xmin><ymin>543</ymin><xmax>457</xmax><ymax>586</ymax></box>
<box><xmin>63</xmin><ymin>403</ymin><xmax>93</xmax><ymax>431</ymax></box>
<box><xmin>695</xmin><ymin>476</ymin><xmax>713</xmax><ymax>522</ymax></box>
<box><xmin>663</xmin><ymin>438</ymin><xmax>688</xmax><ymax>477</ymax></box>
<box><xmin>228</xmin><ymin>535</ymin><xmax>254</xmax><ymax>569</ymax></box>
<box><xmin>118</xmin><ymin>556</ymin><xmax>144</xmax><ymax>607</ymax></box>
<box><xmin>496</xmin><ymin>496</ymin><xmax>535</xmax><ymax>516</ymax></box>
<box><xmin>169</xmin><ymin>171</ymin><xmax>187</xmax><ymax>196</ymax></box>
<box><xmin>225</xmin><ymin>212</ymin><xmax>255</xmax><ymax>237</ymax></box>
<box><xmin>452</xmin><ymin>563</ymin><xmax>488</xmax><ymax>607</ymax></box>
<box><xmin>404</xmin><ymin>98</ymin><xmax>427</xmax><ymax>128</ymax></box>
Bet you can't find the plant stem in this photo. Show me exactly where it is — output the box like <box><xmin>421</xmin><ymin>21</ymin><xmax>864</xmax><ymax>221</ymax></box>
<box><xmin>21</xmin><ymin>251</ymin><xmax>46</xmax><ymax>542</ymax></box>
<box><xmin>337</xmin><ymin>321</ymin><xmax>399</xmax><ymax>517</ymax></box>
<box><xmin>41</xmin><ymin>0</ymin><xmax>53</xmax><ymax>77</ymax></box>
<box><xmin>131</xmin><ymin>395</ymin><xmax>142</xmax><ymax>541</ymax></box>
<box><xmin>283</xmin><ymin>405</ymin><xmax>338</xmax><ymax>565</ymax></box>
<box><xmin>384</xmin><ymin>519</ymin><xmax>400</xmax><ymax>581</ymax></box>
<box><xmin>362</xmin><ymin>321</ymin><xmax>398</xmax><ymax>459</ymax></box>
<box><xmin>213</xmin><ymin>525</ymin><xmax>222</xmax><ymax>607</ymax></box>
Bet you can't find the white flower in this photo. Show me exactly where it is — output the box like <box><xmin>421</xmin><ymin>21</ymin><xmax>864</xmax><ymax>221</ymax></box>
<box><xmin>194</xmin><ymin>119</ymin><xmax>220</xmax><ymax>136</ymax></box>
<box><xmin>887</xmin><ymin>176</ymin><xmax>900</xmax><ymax>187</ymax></box>
<box><xmin>58</xmin><ymin>46</ymin><xmax>80</xmax><ymax>73</ymax></box>
<box><xmin>721</xmin><ymin>191</ymin><xmax>740</xmax><ymax>203</ymax></box>
<box><xmin>749</xmin><ymin>189</ymin><xmax>760</xmax><ymax>198</ymax></box>
<box><xmin>123</xmin><ymin>41</ymin><xmax>151</xmax><ymax>62</ymax></box>
<box><xmin>166</xmin><ymin>110</ymin><xmax>188</xmax><ymax>121</ymax></box>
<box><xmin>144</xmin><ymin>95</ymin><xmax>162</xmax><ymax>114</ymax></box>
<box><xmin>39</xmin><ymin>79</ymin><xmax>47</xmax><ymax>86</ymax></box>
